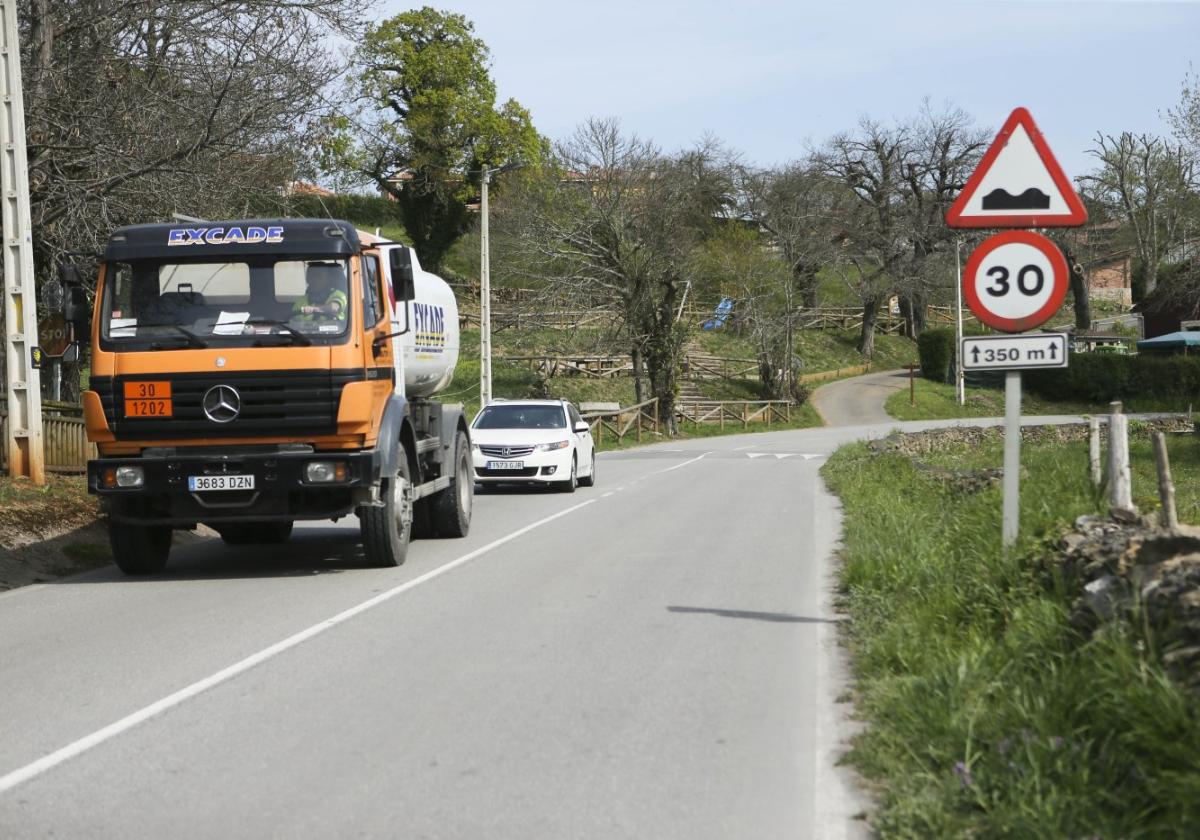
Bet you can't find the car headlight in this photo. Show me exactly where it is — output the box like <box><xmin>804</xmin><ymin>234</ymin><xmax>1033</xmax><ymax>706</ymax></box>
<box><xmin>536</xmin><ymin>440</ymin><xmax>570</xmax><ymax>452</ymax></box>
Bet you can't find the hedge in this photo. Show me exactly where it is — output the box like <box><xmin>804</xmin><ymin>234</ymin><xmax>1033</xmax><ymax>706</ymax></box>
<box><xmin>917</xmin><ymin>328</ymin><xmax>956</xmax><ymax>383</ymax></box>
<box><xmin>1025</xmin><ymin>353</ymin><xmax>1200</xmax><ymax>402</ymax></box>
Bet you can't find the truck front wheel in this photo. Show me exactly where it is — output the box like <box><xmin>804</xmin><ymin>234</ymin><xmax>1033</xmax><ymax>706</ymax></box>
<box><xmin>109</xmin><ymin>523</ymin><xmax>172</xmax><ymax>575</ymax></box>
<box><xmin>429</xmin><ymin>430</ymin><xmax>472</xmax><ymax>538</ymax></box>
<box><xmin>360</xmin><ymin>443</ymin><xmax>413</xmax><ymax>567</ymax></box>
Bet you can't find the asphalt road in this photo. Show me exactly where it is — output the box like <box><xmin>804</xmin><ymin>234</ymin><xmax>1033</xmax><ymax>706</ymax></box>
<box><xmin>0</xmin><ymin>425</ymin><xmax>884</xmax><ymax>839</ymax></box>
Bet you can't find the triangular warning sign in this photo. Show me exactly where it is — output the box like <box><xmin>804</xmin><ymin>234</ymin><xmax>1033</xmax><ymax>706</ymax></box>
<box><xmin>946</xmin><ymin>107</ymin><xmax>1087</xmax><ymax>229</ymax></box>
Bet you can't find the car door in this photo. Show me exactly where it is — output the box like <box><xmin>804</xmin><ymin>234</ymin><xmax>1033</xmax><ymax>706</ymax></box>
<box><xmin>567</xmin><ymin>403</ymin><xmax>593</xmax><ymax>470</ymax></box>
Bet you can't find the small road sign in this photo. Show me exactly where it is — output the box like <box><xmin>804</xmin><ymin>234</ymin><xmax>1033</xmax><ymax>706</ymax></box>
<box><xmin>962</xmin><ymin>333</ymin><xmax>1068</xmax><ymax>371</ymax></box>
<box><xmin>37</xmin><ymin>314</ymin><xmax>72</xmax><ymax>357</ymax></box>
<box><xmin>946</xmin><ymin>107</ymin><xmax>1087</xmax><ymax>229</ymax></box>
<box><xmin>962</xmin><ymin>230</ymin><xmax>1069</xmax><ymax>333</ymax></box>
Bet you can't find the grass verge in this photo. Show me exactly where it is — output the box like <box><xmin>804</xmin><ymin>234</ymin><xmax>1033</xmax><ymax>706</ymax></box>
<box><xmin>821</xmin><ymin>429</ymin><xmax>1200</xmax><ymax>836</ymax></box>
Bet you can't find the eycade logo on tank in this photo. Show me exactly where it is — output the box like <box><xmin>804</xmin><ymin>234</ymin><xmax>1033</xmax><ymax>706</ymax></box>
<box><xmin>167</xmin><ymin>226</ymin><xmax>285</xmax><ymax>246</ymax></box>
<box><xmin>412</xmin><ymin>301</ymin><xmax>446</xmax><ymax>358</ymax></box>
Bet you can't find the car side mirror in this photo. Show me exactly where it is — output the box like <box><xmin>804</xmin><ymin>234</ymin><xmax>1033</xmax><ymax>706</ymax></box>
<box><xmin>389</xmin><ymin>249</ymin><xmax>416</xmax><ymax>302</ymax></box>
<box><xmin>574</xmin><ymin>421</ymin><xmax>590</xmax><ymax>433</ymax></box>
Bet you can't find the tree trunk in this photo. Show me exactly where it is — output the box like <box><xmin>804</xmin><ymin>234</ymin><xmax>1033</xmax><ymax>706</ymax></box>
<box><xmin>631</xmin><ymin>344</ymin><xmax>645</xmax><ymax>404</ymax></box>
<box><xmin>857</xmin><ymin>296</ymin><xmax>881</xmax><ymax>357</ymax></box>
<box><xmin>1063</xmin><ymin>247</ymin><xmax>1092</xmax><ymax>331</ymax></box>
<box><xmin>899</xmin><ymin>291</ymin><xmax>928</xmax><ymax>338</ymax></box>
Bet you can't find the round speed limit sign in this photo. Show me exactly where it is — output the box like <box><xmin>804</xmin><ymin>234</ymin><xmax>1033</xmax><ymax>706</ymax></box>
<box><xmin>963</xmin><ymin>230</ymin><xmax>1069</xmax><ymax>333</ymax></box>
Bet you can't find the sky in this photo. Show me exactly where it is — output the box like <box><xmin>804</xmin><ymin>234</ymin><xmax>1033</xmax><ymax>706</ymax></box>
<box><xmin>377</xmin><ymin>0</ymin><xmax>1199</xmax><ymax>178</ymax></box>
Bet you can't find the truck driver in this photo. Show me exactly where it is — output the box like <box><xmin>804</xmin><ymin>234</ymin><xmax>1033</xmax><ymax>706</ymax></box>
<box><xmin>292</xmin><ymin>262</ymin><xmax>348</xmax><ymax>325</ymax></box>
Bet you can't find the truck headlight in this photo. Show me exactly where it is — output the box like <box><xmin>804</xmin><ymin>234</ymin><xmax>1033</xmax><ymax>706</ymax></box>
<box><xmin>536</xmin><ymin>440</ymin><xmax>569</xmax><ymax>452</ymax></box>
<box><xmin>115</xmin><ymin>466</ymin><xmax>144</xmax><ymax>488</ymax></box>
<box><xmin>305</xmin><ymin>461</ymin><xmax>347</xmax><ymax>483</ymax></box>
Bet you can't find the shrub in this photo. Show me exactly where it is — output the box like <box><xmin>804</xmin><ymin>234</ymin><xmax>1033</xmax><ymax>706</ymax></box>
<box><xmin>918</xmin><ymin>328</ymin><xmax>956</xmax><ymax>383</ymax></box>
<box><xmin>1026</xmin><ymin>353</ymin><xmax>1200</xmax><ymax>403</ymax></box>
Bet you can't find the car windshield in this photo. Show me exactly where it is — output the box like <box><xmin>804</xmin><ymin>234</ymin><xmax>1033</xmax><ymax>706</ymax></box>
<box><xmin>100</xmin><ymin>257</ymin><xmax>352</xmax><ymax>348</ymax></box>
<box><xmin>473</xmin><ymin>405</ymin><xmax>567</xmax><ymax>430</ymax></box>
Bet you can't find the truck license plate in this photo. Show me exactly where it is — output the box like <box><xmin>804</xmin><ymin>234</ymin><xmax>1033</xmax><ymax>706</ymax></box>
<box><xmin>486</xmin><ymin>461</ymin><xmax>524</xmax><ymax>470</ymax></box>
<box><xmin>188</xmin><ymin>474</ymin><xmax>255</xmax><ymax>491</ymax></box>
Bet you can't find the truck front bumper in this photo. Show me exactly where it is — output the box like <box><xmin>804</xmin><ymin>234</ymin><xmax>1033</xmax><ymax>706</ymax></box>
<box><xmin>88</xmin><ymin>447</ymin><xmax>381</xmax><ymax>526</ymax></box>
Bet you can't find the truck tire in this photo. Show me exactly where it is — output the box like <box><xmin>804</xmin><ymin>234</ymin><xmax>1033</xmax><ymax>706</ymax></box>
<box><xmin>360</xmin><ymin>442</ymin><xmax>413</xmax><ymax>567</ymax></box>
<box><xmin>109</xmin><ymin>523</ymin><xmax>172</xmax><ymax>575</ymax></box>
<box><xmin>218</xmin><ymin>522</ymin><xmax>293</xmax><ymax>545</ymax></box>
<box><xmin>556</xmin><ymin>455</ymin><xmax>578</xmax><ymax>493</ymax></box>
<box><xmin>429</xmin><ymin>430</ymin><xmax>472</xmax><ymax>538</ymax></box>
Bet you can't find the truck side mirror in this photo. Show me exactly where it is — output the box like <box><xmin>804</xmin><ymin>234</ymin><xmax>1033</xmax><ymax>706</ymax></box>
<box><xmin>389</xmin><ymin>249</ymin><xmax>416</xmax><ymax>302</ymax></box>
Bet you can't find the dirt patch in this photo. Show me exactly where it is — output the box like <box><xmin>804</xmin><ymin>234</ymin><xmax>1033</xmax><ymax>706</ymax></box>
<box><xmin>0</xmin><ymin>475</ymin><xmax>111</xmax><ymax>591</ymax></box>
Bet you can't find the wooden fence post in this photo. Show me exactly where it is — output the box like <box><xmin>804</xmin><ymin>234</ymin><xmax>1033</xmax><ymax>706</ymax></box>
<box><xmin>742</xmin><ymin>401</ymin><xmax>748</xmax><ymax>429</ymax></box>
<box><xmin>1108</xmin><ymin>402</ymin><xmax>1133</xmax><ymax>512</ymax></box>
<box><xmin>1152</xmin><ymin>432</ymin><xmax>1179</xmax><ymax>531</ymax></box>
<box><xmin>1088</xmin><ymin>417</ymin><xmax>1102</xmax><ymax>486</ymax></box>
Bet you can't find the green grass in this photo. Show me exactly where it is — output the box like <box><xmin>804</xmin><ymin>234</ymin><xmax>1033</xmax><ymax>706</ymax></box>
<box><xmin>692</xmin><ymin>327</ymin><xmax>918</xmax><ymax>377</ymax></box>
<box><xmin>887</xmin><ymin>378</ymin><xmax>1195</xmax><ymax>421</ymax></box>
<box><xmin>822</xmin><ymin>429</ymin><xmax>1200</xmax><ymax>836</ymax></box>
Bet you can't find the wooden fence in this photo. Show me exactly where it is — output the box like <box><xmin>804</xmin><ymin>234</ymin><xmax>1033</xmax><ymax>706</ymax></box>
<box><xmin>498</xmin><ymin>355</ymin><xmax>632</xmax><ymax>379</ymax></box>
<box><xmin>581</xmin><ymin>398</ymin><xmax>660</xmax><ymax>449</ymax></box>
<box><xmin>0</xmin><ymin>403</ymin><xmax>95</xmax><ymax>473</ymax></box>
<box><xmin>675</xmin><ymin>400</ymin><xmax>793</xmax><ymax>430</ymax></box>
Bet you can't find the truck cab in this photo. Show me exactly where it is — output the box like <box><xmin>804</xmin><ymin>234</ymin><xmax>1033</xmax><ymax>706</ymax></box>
<box><xmin>78</xmin><ymin>218</ymin><xmax>472</xmax><ymax>573</ymax></box>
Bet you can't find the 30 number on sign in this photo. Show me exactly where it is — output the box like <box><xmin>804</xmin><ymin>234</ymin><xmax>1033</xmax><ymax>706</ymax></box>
<box><xmin>963</xmin><ymin>231</ymin><xmax>1069</xmax><ymax>333</ymax></box>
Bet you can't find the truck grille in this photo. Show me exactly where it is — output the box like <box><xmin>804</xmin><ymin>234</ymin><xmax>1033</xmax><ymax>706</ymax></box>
<box><xmin>478</xmin><ymin>444</ymin><xmax>535</xmax><ymax>459</ymax></box>
<box><xmin>90</xmin><ymin>370</ymin><xmax>363</xmax><ymax>440</ymax></box>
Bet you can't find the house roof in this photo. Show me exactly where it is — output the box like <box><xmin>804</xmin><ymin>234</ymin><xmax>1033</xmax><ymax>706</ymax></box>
<box><xmin>1136</xmin><ymin>330</ymin><xmax>1200</xmax><ymax>349</ymax></box>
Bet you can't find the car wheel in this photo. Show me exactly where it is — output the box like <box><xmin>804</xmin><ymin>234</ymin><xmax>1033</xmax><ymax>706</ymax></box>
<box><xmin>578</xmin><ymin>451</ymin><xmax>596</xmax><ymax>487</ymax></box>
<box><xmin>556</xmin><ymin>454</ymin><xmax>577</xmax><ymax>493</ymax></box>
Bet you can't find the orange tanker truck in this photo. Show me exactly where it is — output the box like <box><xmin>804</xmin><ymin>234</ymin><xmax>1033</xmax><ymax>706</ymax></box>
<box><xmin>63</xmin><ymin>218</ymin><xmax>472</xmax><ymax>574</ymax></box>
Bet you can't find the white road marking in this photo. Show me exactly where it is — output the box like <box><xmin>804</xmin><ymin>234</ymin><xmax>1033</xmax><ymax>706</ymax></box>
<box><xmin>653</xmin><ymin>451</ymin><xmax>710</xmax><ymax>474</ymax></box>
<box><xmin>601</xmin><ymin>492</ymin><xmax>615</xmax><ymax>498</ymax></box>
<box><xmin>747</xmin><ymin>453</ymin><xmax>768</xmax><ymax>459</ymax></box>
<box><xmin>775</xmin><ymin>454</ymin><xmax>793</xmax><ymax>460</ymax></box>
<box><xmin>0</xmin><ymin>498</ymin><xmax>599</xmax><ymax>796</ymax></box>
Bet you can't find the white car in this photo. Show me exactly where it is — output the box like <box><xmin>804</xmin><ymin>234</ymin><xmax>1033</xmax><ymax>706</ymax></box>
<box><xmin>470</xmin><ymin>399</ymin><xmax>596</xmax><ymax>491</ymax></box>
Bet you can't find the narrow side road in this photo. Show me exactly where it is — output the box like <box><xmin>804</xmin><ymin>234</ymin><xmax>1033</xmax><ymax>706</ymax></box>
<box><xmin>810</xmin><ymin>369</ymin><xmax>910</xmax><ymax>427</ymax></box>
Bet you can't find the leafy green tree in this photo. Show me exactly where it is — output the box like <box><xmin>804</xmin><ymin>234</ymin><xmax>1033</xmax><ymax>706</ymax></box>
<box><xmin>335</xmin><ymin>7</ymin><xmax>545</xmax><ymax>269</ymax></box>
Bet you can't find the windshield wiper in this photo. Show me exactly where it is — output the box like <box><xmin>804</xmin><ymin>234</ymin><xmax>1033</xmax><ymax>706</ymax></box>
<box><xmin>148</xmin><ymin>325</ymin><xmax>207</xmax><ymax>349</ymax></box>
<box><xmin>242</xmin><ymin>318</ymin><xmax>313</xmax><ymax>346</ymax></box>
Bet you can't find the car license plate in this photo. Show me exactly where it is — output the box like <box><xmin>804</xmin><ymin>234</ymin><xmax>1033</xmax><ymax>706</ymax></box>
<box><xmin>188</xmin><ymin>474</ymin><xmax>255</xmax><ymax>491</ymax></box>
<box><xmin>123</xmin><ymin>381</ymin><xmax>173</xmax><ymax>418</ymax></box>
<box><xmin>486</xmin><ymin>461</ymin><xmax>524</xmax><ymax>470</ymax></box>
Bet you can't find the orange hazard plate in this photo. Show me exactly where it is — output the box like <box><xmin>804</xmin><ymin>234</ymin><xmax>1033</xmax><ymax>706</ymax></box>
<box><xmin>123</xmin><ymin>381</ymin><xmax>173</xmax><ymax>418</ymax></box>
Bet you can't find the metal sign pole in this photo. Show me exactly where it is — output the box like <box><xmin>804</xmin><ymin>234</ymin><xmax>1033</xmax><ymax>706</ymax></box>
<box><xmin>0</xmin><ymin>0</ymin><xmax>45</xmax><ymax>483</ymax></box>
<box><xmin>955</xmin><ymin>238</ymin><xmax>965</xmax><ymax>406</ymax></box>
<box><xmin>1003</xmin><ymin>371</ymin><xmax>1021</xmax><ymax>548</ymax></box>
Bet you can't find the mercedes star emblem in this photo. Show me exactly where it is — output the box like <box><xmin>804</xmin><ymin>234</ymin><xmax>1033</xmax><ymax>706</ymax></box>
<box><xmin>202</xmin><ymin>384</ymin><xmax>241</xmax><ymax>423</ymax></box>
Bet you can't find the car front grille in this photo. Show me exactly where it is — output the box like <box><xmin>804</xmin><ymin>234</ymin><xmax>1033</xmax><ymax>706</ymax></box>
<box><xmin>475</xmin><ymin>466</ymin><xmax>540</xmax><ymax>478</ymax></box>
<box><xmin>479</xmin><ymin>445</ymin><xmax>536</xmax><ymax>459</ymax></box>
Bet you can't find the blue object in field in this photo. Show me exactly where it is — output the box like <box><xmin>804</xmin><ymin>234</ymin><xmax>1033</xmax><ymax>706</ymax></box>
<box><xmin>702</xmin><ymin>297</ymin><xmax>734</xmax><ymax>330</ymax></box>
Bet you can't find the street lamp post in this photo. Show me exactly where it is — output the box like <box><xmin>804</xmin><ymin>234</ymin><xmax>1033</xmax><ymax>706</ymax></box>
<box><xmin>479</xmin><ymin>161</ymin><xmax>521</xmax><ymax>407</ymax></box>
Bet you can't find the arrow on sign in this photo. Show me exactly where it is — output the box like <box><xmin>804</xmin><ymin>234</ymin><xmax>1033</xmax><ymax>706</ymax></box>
<box><xmin>971</xmin><ymin>346</ymin><xmax>981</xmax><ymax>364</ymax></box>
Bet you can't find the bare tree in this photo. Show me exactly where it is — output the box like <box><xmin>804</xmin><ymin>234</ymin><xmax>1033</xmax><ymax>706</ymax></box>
<box><xmin>1084</xmin><ymin>132</ymin><xmax>1197</xmax><ymax>299</ymax></box>
<box><xmin>496</xmin><ymin>119</ymin><xmax>733</xmax><ymax>430</ymax></box>
<box><xmin>896</xmin><ymin>103</ymin><xmax>988</xmax><ymax>336</ymax></box>
<box><xmin>815</xmin><ymin>118</ymin><xmax>910</xmax><ymax>357</ymax></box>
<box><xmin>20</xmin><ymin>0</ymin><xmax>361</xmax><ymax>278</ymax></box>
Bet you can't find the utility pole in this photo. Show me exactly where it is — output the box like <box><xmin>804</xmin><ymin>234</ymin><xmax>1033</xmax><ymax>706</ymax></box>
<box><xmin>478</xmin><ymin>160</ymin><xmax>522</xmax><ymax>408</ymax></box>
<box><xmin>0</xmin><ymin>0</ymin><xmax>45</xmax><ymax>483</ymax></box>
<box><xmin>954</xmin><ymin>237</ymin><xmax>965</xmax><ymax>406</ymax></box>
<box><xmin>479</xmin><ymin>169</ymin><xmax>493</xmax><ymax>407</ymax></box>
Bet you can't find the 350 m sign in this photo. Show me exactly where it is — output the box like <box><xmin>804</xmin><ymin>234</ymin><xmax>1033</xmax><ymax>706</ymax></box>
<box><xmin>962</xmin><ymin>230</ymin><xmax>1069</xmax><ymax>333</ymax></box>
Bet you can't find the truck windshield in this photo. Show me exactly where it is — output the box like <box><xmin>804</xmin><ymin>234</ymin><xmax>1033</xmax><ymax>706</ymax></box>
<box><xmin>99</xmin><ymin>257</ymin><xmax>353</xmax><ymax>348</ymax></box>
